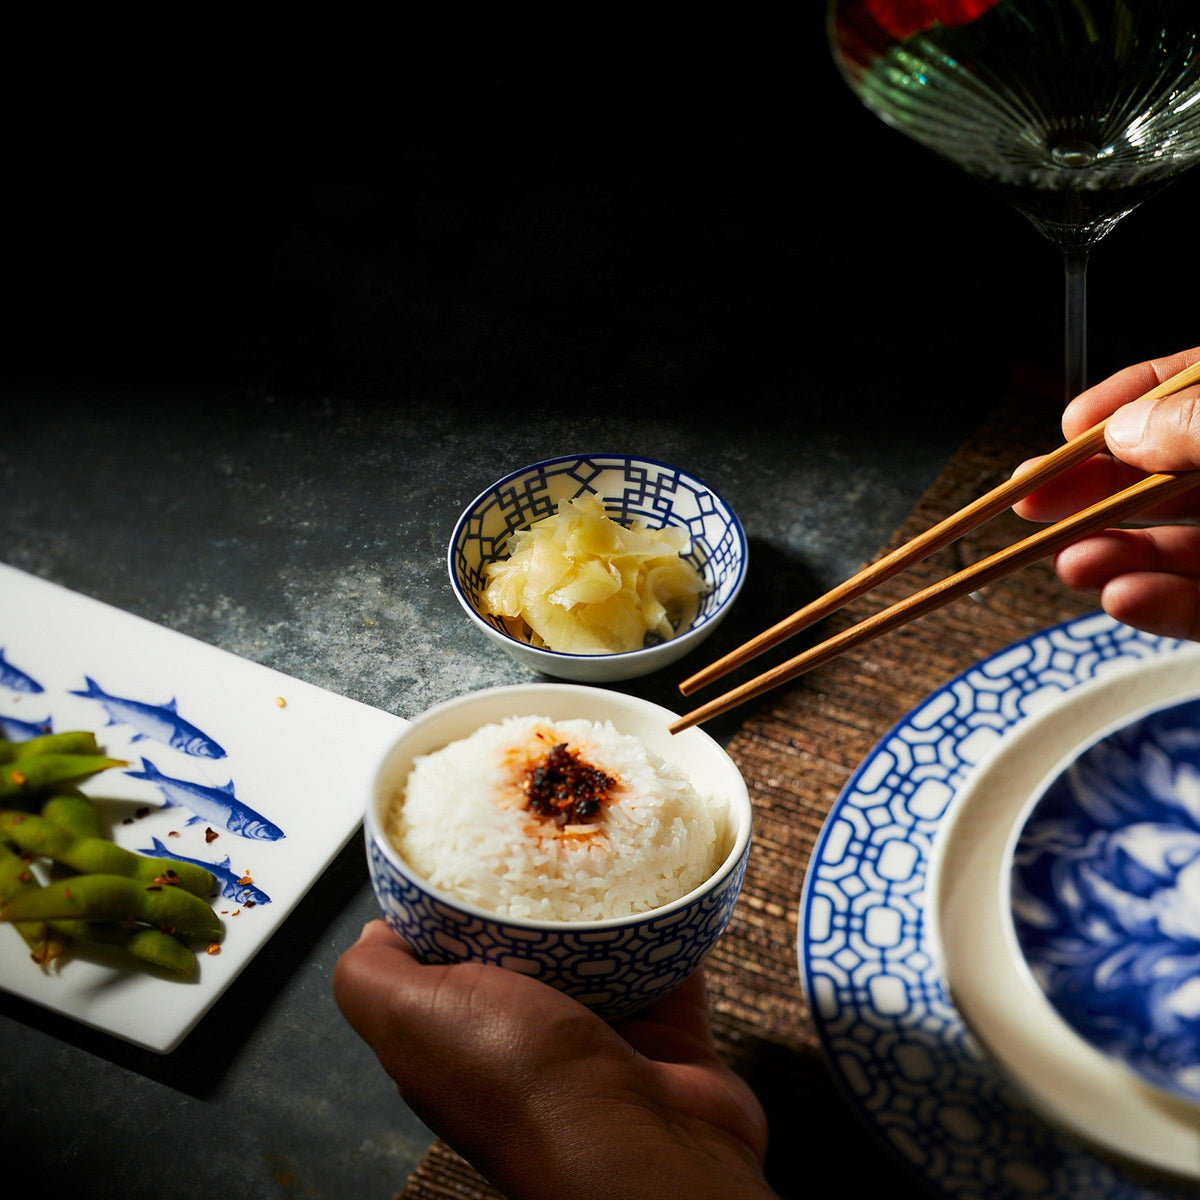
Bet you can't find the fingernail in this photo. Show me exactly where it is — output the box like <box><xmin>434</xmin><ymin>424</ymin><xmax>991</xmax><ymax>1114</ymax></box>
<box><xmin>1106</xmin><ymin>397</ymin><xmax>1154</xmax><ymax>450</ymax></box>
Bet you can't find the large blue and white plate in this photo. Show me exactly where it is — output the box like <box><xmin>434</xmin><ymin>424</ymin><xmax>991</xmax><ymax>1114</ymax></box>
<box><xmin>799</xmin><ymin>612</ymin><xmax>1200</xmax><ymax>1198</ymax></box>
<box><xmin>0</xmin><ymin>564</ymin><xmax>407</xmax><ymax>1053</ymax></box>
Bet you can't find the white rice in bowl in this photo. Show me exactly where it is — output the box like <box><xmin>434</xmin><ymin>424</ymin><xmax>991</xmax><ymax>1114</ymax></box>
<box><xmin>386</xmin><ymin>714</ymin><xmax>730</xmax><ymax>922</ymax></box>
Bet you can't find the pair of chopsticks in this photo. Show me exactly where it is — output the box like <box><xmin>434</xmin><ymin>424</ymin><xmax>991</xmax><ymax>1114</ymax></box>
<box><xmin>669</xmin><ymin>359</ymin><xmax>1200</xmax><ymax>734</ymax></box>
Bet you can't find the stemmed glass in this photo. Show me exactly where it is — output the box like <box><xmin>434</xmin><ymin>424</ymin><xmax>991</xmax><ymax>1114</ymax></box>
<box><xmin>829</xmin><ymin>0</ymin><xmax>1200</xmax><ymax>401</ymax></box>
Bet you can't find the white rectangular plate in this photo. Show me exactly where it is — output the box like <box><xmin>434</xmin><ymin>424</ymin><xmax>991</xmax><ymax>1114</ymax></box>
<box><xmin>0</xmin><ymin>563</ymin><xmax>408</xmax><ymax>1052</ymax></box>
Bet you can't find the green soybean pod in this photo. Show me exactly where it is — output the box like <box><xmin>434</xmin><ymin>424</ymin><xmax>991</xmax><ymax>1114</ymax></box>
<box><xmin>0</xmin><ymin>731</ymin><xmax>100</xmax><ymax>763</ymax></box>
<box><xmin>0</xmin><ymin>810</ymin><xmax>215</xmax><ymax>898</ymax></box>
<box><xmin>47</xmin><ymin>919</ymin><xmax>196</xmax><ymax>975</ymax></box>
<box><xmin>0</xmin><ymin>755</ymin><xmax>128</xmax><ymax>800</ymax></box>
<box><xmin>0</xmin><ymin>840</ymin><xmax>33</xmax><ymax>896</ymax></box>
<box><xmin>40</xmin><ymin>792</ymin><xmax>102</xmax><ymax>839</ymax></box>
<box><xmin>0</xmin><ymin>873</ymin><xmax>223</xmax><ymax>943</ymax></box>
<box><xmin>0</xmin><ymin>842</ymin><xmax>69</xmax><ymax>963</ymax></box>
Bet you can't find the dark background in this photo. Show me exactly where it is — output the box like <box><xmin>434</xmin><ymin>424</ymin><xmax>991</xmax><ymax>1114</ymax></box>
<box><xmin>4</xmin><ymin>13</ymin><xmax>1193</xmax><ymax>415</ymax></box>
<box><xmin>2</xmin><ymin>13</ymin><xmax>1197</xmax><ymax>1200</ymax></box>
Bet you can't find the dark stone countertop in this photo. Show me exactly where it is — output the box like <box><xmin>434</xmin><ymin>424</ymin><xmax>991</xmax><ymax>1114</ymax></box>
<box><xmin>0</xmin><ymin>15</ymin><xmax>1196</xmax><ymax>1199</ymax></box>
<box><xmin>0</xmin><ymin>384</ymin><xmax>981</xmax><ymax>1198</ymax></box>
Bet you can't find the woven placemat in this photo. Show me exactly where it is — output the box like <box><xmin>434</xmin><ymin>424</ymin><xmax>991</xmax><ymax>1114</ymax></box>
<box><xmin>404</xmin><ymin>390</ymin><xmax>1090</xmax><ymax>1199</ymax></box>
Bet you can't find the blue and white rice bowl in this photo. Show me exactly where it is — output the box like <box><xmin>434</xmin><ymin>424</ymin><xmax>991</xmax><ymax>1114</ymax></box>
<box><xmin>365</xmin><ymin>683</ymin><xmax>752</xmax><ymax>1019</ymax></box>
<box><xmin>1006</xmin><ymin>692</ymin><xmax>1200</xmax><ymax>1105</ymax></box>
<box><xmin>448</xmin><ymin>454</ymin><xmax>747</xmax><ymax>682</ymax></box>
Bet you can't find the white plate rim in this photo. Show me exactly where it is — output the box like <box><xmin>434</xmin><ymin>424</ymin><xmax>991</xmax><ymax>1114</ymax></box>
<box><xmin>934</xmin><ymin>665</ymin><xmax>1200</xmax><ymax>1173</ymax></box>
<box><xmin>993</xmin><ymin>689</ymin><xmax>1200</xmax><ymax>1108</ymax></box>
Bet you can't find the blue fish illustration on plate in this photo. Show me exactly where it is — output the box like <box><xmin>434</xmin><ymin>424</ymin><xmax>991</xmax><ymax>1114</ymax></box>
<box><xmin>69</xmin><ymin>676</ymin><xmax>226</xmax><ymax>759</ymax></box>
<box><xmin>125</xmin><ymin>757</ymin><xmax>284</xmax><ymax>841</ymax></box>
<box><xmin>137</xmin><ymin>836</ymin><xmax>273</xmax><ymax>905</ymax></box>
<box><xmin>0</xmin><ymin>649</ymin><xmax>45</xmax><ymax>694</ymax></box>
<box><xmin>0</xmin><ymin>714</ymin><xmax>54</xmax><ymax>740</ymax></box>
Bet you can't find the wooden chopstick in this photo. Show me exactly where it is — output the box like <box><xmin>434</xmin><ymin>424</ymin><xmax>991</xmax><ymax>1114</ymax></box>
<box><xmin>678</xmin><ymin>359</ymin><xmax>1200</xmax><ymax>697</ymax></box>
<box><xmin>669</xmin><ymin>466</ymin><xmax>1200</xmax><ymax>734</ymax></box>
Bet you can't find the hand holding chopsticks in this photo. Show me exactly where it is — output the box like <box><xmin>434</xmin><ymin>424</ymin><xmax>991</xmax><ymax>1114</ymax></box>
<box><xmin>670</xmin><ymin>358</ymin><xmax>1200</xmax><ymax>734</ymax></box>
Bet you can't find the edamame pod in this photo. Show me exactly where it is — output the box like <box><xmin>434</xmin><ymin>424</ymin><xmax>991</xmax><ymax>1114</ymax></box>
<box><xmin>0</xmin><ymin>840</ymin><xmax>33</xmax><ymax>896</ymax></box>
<box><xmin>40</xmin><ymin>792</ymin><xmax>102</xmax><ymax>839</ymax></box>
<box><xmin>0</xmin><ymin>873</ymin><xmax>222</xmax><ymax>942</ymax></box>
<box><xmin>47</xmin><ymin>919</ymin><xmax>196</xmax><ymax>975</ymax></box>
<box><xmin>0</xmin><ymin>810</ymin><xmax>215</xmax><ymax>898</ymax></box>
<box><xmin>0</xmin><ymin>842</ymin><xmax>69</xmax><ymax>963</ymax></box>
<box><xmin>0</xmin><ymin>732</ymin><xmax>100</xmax><ymax>763</ymax></box>
<box><xmin>0</xmin><ymin>754</ymin><xmax>128</xmax><ymax>799</ymax></box>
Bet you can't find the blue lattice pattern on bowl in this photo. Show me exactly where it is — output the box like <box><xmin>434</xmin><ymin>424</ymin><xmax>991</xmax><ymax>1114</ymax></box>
<box><xmin>365</xmin><ymin>683</ymin><xmax>753</xmax><ymax>1018</ymax></box>
<box><xmin>367</xmin><ymin>836</ymin><xmax>750</xmax><ymax>1019</ymax></box>
<box><xmin>448</xmin><ymin>454</ymin><xmax>747</xmax><ymax>681</ymax></box>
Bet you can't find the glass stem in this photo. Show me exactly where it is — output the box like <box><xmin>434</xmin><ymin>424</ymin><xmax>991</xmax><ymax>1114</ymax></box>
<box><xmin>1063</xmin><ymin>248</ymin><xmax>1088</xmax><ymax>405</ymax></box>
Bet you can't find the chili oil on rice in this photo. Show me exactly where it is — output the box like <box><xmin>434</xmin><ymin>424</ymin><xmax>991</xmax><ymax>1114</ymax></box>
<box><xmin>384</xmin><ymin>714</ymin><xmax>729</xmax><ymax>922</ymax></box>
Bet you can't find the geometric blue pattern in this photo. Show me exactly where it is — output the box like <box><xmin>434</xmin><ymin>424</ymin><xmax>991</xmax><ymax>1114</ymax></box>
<box><xmin>367</xmin><ymin>827</ymin><xmax>750</xmax><ymax>1020</ymax></box>
<box><xmin>449</xmin><ymin>453</ymin><xmax>747</xmax><ymax>652</ymax></box>
<box><xmin>800</xmin><ymin>611</ymin><xmax>1197</xmax><ymax>1200</ymax></box>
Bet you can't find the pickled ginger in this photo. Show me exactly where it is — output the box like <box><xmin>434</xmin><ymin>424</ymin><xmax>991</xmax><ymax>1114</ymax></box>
<box><xmin>482</xmin><ymin>495</ymin><xmax>707</xmax><ymax>654</ymax></box>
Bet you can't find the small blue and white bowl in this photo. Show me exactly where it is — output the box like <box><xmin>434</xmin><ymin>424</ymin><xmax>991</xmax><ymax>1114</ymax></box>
<box><xmin>448</xmin><ymin>454</ymin><xmax>747</xmax><ymax>682</ymax></box>
<box><xmin>1006</xmin><ymin>693</ymin><xmax>1200</xmax><ymax>1105</ymax></box>
<box><xmin>365</xmin><ymin>683</ymin><xmax>752</xmax><ymax>1019</ymax></box>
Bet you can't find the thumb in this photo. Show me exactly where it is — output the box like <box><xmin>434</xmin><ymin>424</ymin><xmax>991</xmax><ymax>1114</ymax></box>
<box><xmin>1105</xmin><ymin>391</ymin><xmax>1200</xmax><ymax>473</ymax></box>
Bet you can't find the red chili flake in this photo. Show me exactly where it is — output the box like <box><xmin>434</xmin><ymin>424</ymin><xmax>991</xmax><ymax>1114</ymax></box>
<box><xmin>237</xmin><ymin>873</ymin><xmax>253</xmax><ymax>885</ymax></box>
<box><xmin>521</xmin><ymin>742</ymin><xmax>615</xmax><ymax>826</ymax></box>
<box><xmin>205</xmin><ymin>943</ymin><xmax>221</xmax><ymax>956</ymax></box>
<box><xmin>63</xmin><ymin>886</ymin><xmax>73</xmax><ymax>900</ymax></box>
<box><xmin>168</xmin><ymin>830</ymin><xmax>181</xmax><ymax>838</ymax></box>
<box><xmin>16</xmin><ymin>868</ymin><xmax>31</xmax><ymax>884</ymax></box>
<box><xmin>205</xmin><ymin>827</ymin><xmax>219</xmax><ymax>844</ymax></box>
<box><xmin>160</xmin><ymin>924</ymin><xmax>176</xmax><ymax>936</ymax></box>
<box><xmin>244</xmin><ymin>900</ymin><xmax>257</xmax><ymax>908</ymax></box>
<box><xmin>230</xmin><ymin>909</ymin><xmax>241</xmax><ymax>917</ymax></box>
<box><xmin>152</xmin><ymin>871</ymin><xmax>180</xmax><ymax>887</ymax></box>
<box><xmin>9</xmin><ymin>770</ymin><xmax>27</xmax><ymax>786</ymax></box>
